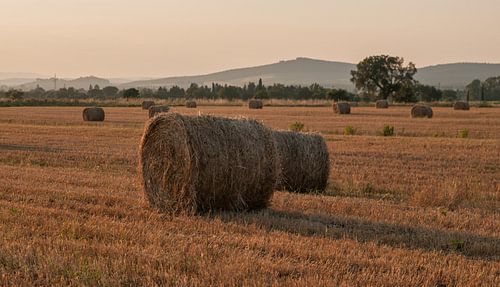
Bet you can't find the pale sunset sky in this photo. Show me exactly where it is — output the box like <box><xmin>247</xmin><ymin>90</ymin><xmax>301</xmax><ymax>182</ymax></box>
<box><xmin>1</xmin><ymin>0</ymin><xmax>499</xmax><ymax>78</ymax></box>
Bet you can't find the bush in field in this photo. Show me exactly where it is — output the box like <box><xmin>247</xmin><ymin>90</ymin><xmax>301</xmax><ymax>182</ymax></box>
<box><xmin>458</xmin><ymin>128</ymin><xmax>469</xmax><ymax>138</ymax></box>
<box><xmin>344</xmin><ymin>126</ymin><xmax>357</xmax><ymax>135</ymax></box>
<box><xmin>382</xmin><ymin>125</ymin><xmax>395</xmax><ymax>136</ymax></box>
<box><xmin>289</xmin><ymin>121</ymin><xmax>305</xmax><ymax>132</ymax></box>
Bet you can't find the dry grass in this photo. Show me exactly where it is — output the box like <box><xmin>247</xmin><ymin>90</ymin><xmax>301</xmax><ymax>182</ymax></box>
<box><xmin>0</xmin><ymin>106</ymin><xmax>499</xmax><ymax>286</ymax></box>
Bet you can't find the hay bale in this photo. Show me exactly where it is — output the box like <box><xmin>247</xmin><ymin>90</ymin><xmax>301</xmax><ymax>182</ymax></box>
<box><xmin>376</xmin><ymin>100</ymin><xmax>389</xmax><ymax>109</ymax></box>
<box><xmin>249</xmin><ymin>100</ymin><xmax>263</xmax><ymax>109</ymax></box>
<box><xmin>148</xmin><ymin>105</ymin><xmax>170</xmax><ymax>118</ymax></box>
<box><xmin>454</xmin><ymin>101</ymin><xmax>470</xmax><ymax>110</ymax></box>
<box><xmin>139</xmin><ymin>113</ymin><xmax>278</xmax><ymax>214</ymax></box>
<box><xmin>82</xmin><ymin>107</ymin><xmax>105</xmax><ymax>122</ymax></box>
<box><xmin>273</xmin><ymin>131</ymin><xmax>330</xmax><ymax>193</ymax></box>
<box><xmin>411</xmin><ymin>105</ymin><xmax>433</xmax><ymax>118</ymax></box>
<box><xmin>333</xmin><ymin>102</ymin><xmax>351</xmax><ymax>114</ymax></box>
<box><xmin>142</xmin><ymin>101</ymin><xmax>155</xmax><ymax>110</ymax></box>
<box><xmin>186</xmin><ymin>101</ymin><xmax>197</xmax><ymax>108</ymax></box>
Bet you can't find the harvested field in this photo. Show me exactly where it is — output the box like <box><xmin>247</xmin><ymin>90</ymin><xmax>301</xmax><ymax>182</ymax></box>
<box><xmin>0</xmin><ymin>106</ymin><xmax>499</xmax><ymax>286</ymax></box>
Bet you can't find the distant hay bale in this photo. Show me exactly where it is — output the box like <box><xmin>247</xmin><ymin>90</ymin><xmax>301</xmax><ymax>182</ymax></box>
<box><xmin>249</xmin><ymin>100</ymin><xmax>264</xmax><ymax>109</ymax></box>
<box><xmin>454</xmin><ymin>101</ymin><xmax>470</xmax><ymax>110</ymax></box>
<box><xmin>411</xmin><ymin>105</ymin><xmax>433</xmax><ymax>118</ymax></box>
<box><xmin>148</xmin><ymin>105</ymin><xmax>170</xmax><ymax>118</ymax></box>
<box><xmin>139</xmin><ymin>113</ymin><xmax>278</xmax><ymax>214</ymax></box>
<box><xmin>376</xmin><ymin>100</ymin><xmax>389</xmax><ymax>109</ymax></box>
<box><xmin>82</xmin><ymin>107</ymin><xmax>105</xmax><ymax>122</ymax></box>
<box><xmin>273</xmin><ymin>130</ymin><xmax>330</xmax><ymax>193</ymax></box>
<box><xmin>333</xmin><ymin>102</ymin><xmax>351</xmax><ymax>114</ymax></box>
<box><xmin>142</xmin><ymin>101</ymin><xmax>155</xmax><ymax>110</ymax></box>
<box><xmin>185</xmin><ymin>101</ymin><xmax>197</xmax><ymax>108</ymax></box>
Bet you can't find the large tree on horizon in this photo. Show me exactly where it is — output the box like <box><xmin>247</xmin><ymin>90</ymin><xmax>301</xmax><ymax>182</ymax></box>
<box><xmin>350</xmin><ymin>55</ymin><xmax>417</xmax><ymax>101</ymax></box>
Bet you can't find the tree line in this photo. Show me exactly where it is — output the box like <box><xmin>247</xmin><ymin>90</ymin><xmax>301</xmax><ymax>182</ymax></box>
<box><xmin>0</xmin><ymin>80</ymin><xmax>357</xmax><ymax>102</ymax></box>
<box><xmin>2</xmin><ymin>55</ymin><xmax>500</xmax><ymax>102</ymax></box>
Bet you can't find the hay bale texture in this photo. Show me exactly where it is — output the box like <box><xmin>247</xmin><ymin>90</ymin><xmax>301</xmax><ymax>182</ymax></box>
<box><xmin>411</xmin><ymin>105</ymin><xmax>433</xmax><ymax>118</ymax></box>
<box><xmin>148</xmin><ymin>105</ymin><xmax>170</xmax><ymax>118</ymax></box>
<box><xmin>249</xmin><ymin>100</ymin><xmax>263</xmax><ymax>109</ymax></box>
<box><xmin>82</xmin><ymin>107</ymin><xmax>105</xmax><ymax>122</ymax></box>
<box><xmin>139</xmin><ymin>113</ymin><xmax>278</xmax><ymax>214</ymax></box>
<box><xmin>333</xmin><ymin>102</ymin><xmax>351</xmax><ymax>114</ymax></box>
<box><xmin>454</xmin><ymin>101</ymin><xmax>470</xmax><ymax>110</ymax></box>
<box><xmin>142</xmin><ymin>101</ymin><xmax>155</xmax><ymax>110</ymax></box>
<box><xmin>186</xmin><ymin>101</ymin><xmax>197</xmax><ymax>108</ymax></box>
<box><xmin>273</xmin><ymin>131</ymin><xmax>330</xmax><ymax>193</ymax></box>
<box><xmin>376</xmin><ymin>100</ymin><xmax>389</xmax><ymax>109</ymax></box>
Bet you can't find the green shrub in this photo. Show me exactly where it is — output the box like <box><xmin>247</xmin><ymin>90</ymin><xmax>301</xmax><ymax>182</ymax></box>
<box><xmin>289</xmin><ymin>121</ymin><xmax>305</xmax><ymax>132</ymax></box>
<box><xmin>382</xmin><ymin>125</ymin><xmax>394</xmax><ymax>136</ymax></box>
<box><xmin>458</xmin><ymin>128</ymin><xmax>469</xmax><ymax>139</ymax></box>
<box><xmin>344</xmin><ymin>126</ymin><xmax>357</xmax><ymax>135</ymax></box>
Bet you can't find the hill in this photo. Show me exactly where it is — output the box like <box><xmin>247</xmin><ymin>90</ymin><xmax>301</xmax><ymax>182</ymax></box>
<box><xmin>119</xmin><ymin>58</ymin><xmax>500</xmax><ymax>90</ymax></box>
<box><xmin>7</xmin><ymin>59</ymin><xmax>500</xmax><ymax>91</ymax></box>
<box><xmin>119</xmin><ymin>58</ymin><xmax>356</xmax><ymax>90</ymax></box>
<box><xmin>17</xmin><ymin>76</ymin><xmax>111</xmax><ymax>91</ymax></box>
<box><xmin>416</xmin><ymin>63</ymin><xmax>500</xmax><ymax>89</ymax></box>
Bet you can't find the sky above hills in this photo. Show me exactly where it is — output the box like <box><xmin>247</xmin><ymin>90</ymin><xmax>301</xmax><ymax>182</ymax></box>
<box><xmin>1</xmin><ymin>0</ymin><xmax>499</xmax><ymax>78</ymax></box>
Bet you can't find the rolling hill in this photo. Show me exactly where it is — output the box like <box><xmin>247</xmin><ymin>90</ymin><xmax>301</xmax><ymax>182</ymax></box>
<box><xmin>119</xmin><ymin>58</ymin><xmax>500</xmax><ymax>90</ymax></box>
<box><xmin>17</xmin><ymin>76</ymin><xmax>111</xmax><ymax>91</ymax></box>
<box><xmin>7</xmin><ymin>58</ymin><xmax>500</xmax><ymax>91</ymax></box>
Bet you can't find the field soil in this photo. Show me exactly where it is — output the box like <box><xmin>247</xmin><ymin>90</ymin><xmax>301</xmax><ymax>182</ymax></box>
<box><xmin>0</xmin><ymin>106</ymin><xmax>499</xmax><ymax>286</ymax></box>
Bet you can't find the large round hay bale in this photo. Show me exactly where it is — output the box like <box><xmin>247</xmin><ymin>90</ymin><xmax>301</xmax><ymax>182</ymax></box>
<box><xmin>333</xmin><ymin>102</ymin><xmax>351</xmax><ymax>114</ymax></box>
<box><xmin>185</xmin><ymin>101</ymin><xmax>197</xmax><ymax>108</ymax></box>
<box><xmin>375</xmin><ymin>100</ymin><xmax>389</xmax><ymax>109</ymax></box>
<box><xmin>139</xmin><ymin>113</ymin><xmax>278</xmax><ymax>214</ymax></box>
<box><xmin>249</xmin><ymin>100</ymin><xmax>263</xmax><ymax>109</ymax></box>
<box><xmin>142</xmin><ymin>101</ymin><xmax>155</xmax><ymax>110</ymax></box>
<box><xmin>411</xmin><ymin>105</ymin><xmax>433</xmax><ymax>118</ymax></box>
<box><xmin>82</xmin><ymin>107</ymin><xmax>105</xmax><ymax>122</ymax></box>
<box><xmin>273</xmin><ymin>131</ymin><xmax>330</xmax><ymax>193</ymax></box>
<box><xmin>148</xmin><ymin>105</ymin><xmax>170</xmax><ymax>118</ymax></box>
<box><xmin>454</xmin><ymin>101</ymin><xmax>470</xmax><ymax>110</ymax></box>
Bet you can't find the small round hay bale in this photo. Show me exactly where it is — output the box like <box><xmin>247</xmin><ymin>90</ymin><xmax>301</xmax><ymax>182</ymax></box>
<box><xmin>148</xmin><ymin>105</ymin><xmax>170</xmax><ymax>118</ymax></box>
<box><xmin>142</xmin><ymin>101</ymin><xmax>155</xmax><ymax>110</ymax></box>
<box><xmin>411</xmin><ymin>105</ymin><xmax>433</xmax><ymax>118</ymax></box>
<box><xmin>273</xmin><ymin>130</ymin><xmax>330</xmax><ymax>193</ymax></box>
<box><xmin>82</xmin><ymin>107</ymin><xmax>105</xmax><ymax>122</ymax></box>
<box><xmin>375</xmin><ymin>100</ymin><xmax>389</xmax><ymax>109</ymax></box>
<box><xmin>249</xmin><ymin>100</ymin><xmax>263</xmax><ymax>109</ymax></box>
<box><xmin>333</xmin><ymin>102</ymin><xmax>351</xmax><ymax>114</ymax></box>
<box><xmin>185</xmin><ymin>101</ymin><xmax>197</xmax><ymax>108</ymax></box>
<box><xmin>139</xmin><ymin>113</ymin><xmax>278</xmax><ymax>214</ymax></box>
<box><xmin>453</xmin><ymin>101</ymin><xmax>470</xmax><ymax>110</ymax></box>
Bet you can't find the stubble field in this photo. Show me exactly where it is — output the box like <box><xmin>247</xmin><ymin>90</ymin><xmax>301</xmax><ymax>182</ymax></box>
<box><xmin>0</xmin><ymin>105</ymin><xmax>499</xmax><ymax>286</ymax></box>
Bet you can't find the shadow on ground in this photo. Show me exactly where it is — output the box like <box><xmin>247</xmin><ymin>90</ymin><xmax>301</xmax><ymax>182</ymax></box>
<box><xmin>215</xmin><ymin>208</ymin><xmax>500</xmax><ymax>261</ymax></box>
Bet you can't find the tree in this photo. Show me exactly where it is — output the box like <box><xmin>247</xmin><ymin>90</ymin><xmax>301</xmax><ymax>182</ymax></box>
<box><xmin>328</xmin><ymin>89</ymin><xmax>353</xmax><ymax>102</ymax></box>
<box><xmin>122</xmin><ymin>88</ymin><xmax>139</xmax><ymax>101</ymax></box>
<box><xmin>169</xmin><ymin>86</ymin><xmax>185</xmax><ymax>98</ymax></box>
<box><xmin>415</xmin><ymin>84</ymin><xmax>442</xmax><ymax>102</ymax></box>
<box><xmin>254</xmin><ymin>89</ymin><xmax>268</xmax><ymax>99</ymax></box>
<box><xmin>186</xmin><ymin>83</ymin><xmax>200</xmax><ymax>99</ymax></box>
<box><xmin>442</xmin><ymin>90</ymin><xmax>458</xmax><ymax>101</ymax></box>
<box><xmin>466</xmin><ymin>79</ymin><xmax>481</xmax><ymax>100</ymax></box>
<box><xmin>6</xmin><ymin>89</ymin><xmax>24</xmax><ymax>100</ymax></box>
<box><xmin>351</xmin><ymin>55</ymin><xmax>417</xmax><ymax>101</ymax></box>
<box><xmin>88</xmin><ymin>85</ymin><xmax>103</xmax><ymax>98</ymax></box>
<box><xmin>257</xmin><ymin>78</ymin><xmax>264</xmax><ymax>91</ymax></box>
<box><xmin>102</xmin><ymin>86</ymin><xmax>119</xmax><ymax>98</ymax></box>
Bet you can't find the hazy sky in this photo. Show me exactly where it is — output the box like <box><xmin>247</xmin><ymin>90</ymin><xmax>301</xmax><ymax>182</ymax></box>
<box><xmin>1</xmin><ymin>0</ymin><xmax>499</xmax><ymax>78</ymax></box>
